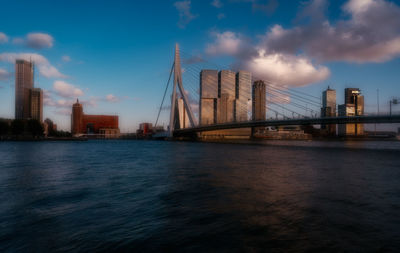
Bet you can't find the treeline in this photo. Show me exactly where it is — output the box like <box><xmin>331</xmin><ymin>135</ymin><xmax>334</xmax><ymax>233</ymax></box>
<box><xmin>0</xmin><ymin>119</ymin><xmax>71</xmax><ymax>138</ymax></box>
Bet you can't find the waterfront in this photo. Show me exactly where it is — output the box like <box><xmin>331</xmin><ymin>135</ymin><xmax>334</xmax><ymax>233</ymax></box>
<box><xmin>1</xmin><ymin>140</ymin><xmax>400</xmax><ymax>252</ymax></box>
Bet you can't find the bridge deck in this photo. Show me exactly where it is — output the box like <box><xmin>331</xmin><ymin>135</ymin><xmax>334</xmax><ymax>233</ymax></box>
<box><xmin>173</xmin><ymin>115</ymin><xmax>400</xmax><ymax>135</ymax></box>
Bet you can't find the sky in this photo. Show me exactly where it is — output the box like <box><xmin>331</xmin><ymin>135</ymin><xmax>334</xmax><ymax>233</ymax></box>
<box><xmin>0</xmin><ymin>0</ymin><xmax>400</xmax><ymax>132</ymax></box>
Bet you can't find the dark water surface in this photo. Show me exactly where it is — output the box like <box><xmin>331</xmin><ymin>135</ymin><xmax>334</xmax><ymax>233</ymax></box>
<box><xmin>0</xmin><ymin>140</ymin><xmax>400</xmax><ymax>252</ymax></box>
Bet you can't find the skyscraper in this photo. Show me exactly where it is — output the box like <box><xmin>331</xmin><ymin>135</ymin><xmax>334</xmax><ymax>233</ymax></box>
<box><xmin>338</xmin><ymin>88</ymin><xmax>364</xmax><ymax>136</ymax></box>
<box><xmin>200</xmin><ymin>70</ymin><xmax>218</xmax><ymax>125</ymax></box>
<box><xmin>15</xmin><ymin>60</ymin><xmax>34</xmax><ymax>119</ymax></box>
<box><xmin>30</xmin><ymin>88</ymin><xmax>43</xmax><ymax>122</ymax></box>
<box><xmin>321</xmin><ymin>87</ymin><xmax>336</xmax><ymax>135</ymax></box>
<box><xmin>252</xmin><ymin>80</ymin><xmax>266</xmax><ymax>121</ymax></box>
<box><xmin>235</xmin><ymin>71</ymin><xmax>251</xmax><ymax>122</ymax></box>
<box><xmin>218</xmin><ymin>70</ymin><xmax>235</xmax><ymax>123</ymax></box>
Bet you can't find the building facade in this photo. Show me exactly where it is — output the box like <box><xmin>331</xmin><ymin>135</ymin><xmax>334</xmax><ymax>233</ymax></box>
<box><xmin>71</xmin><ymin>99</ymin><xmax>119</xmax><ymax>137</ymax></box>
<box><xmin>321</xmin><ymin>87</ymin><xmax>336</xmax><ymax>135</ymax></box>
<box><xmin>235</xmin><ymin>71</ymin><xmax>251</xmax><ymax>122</ymax></box>
<box><xmin>15</xmin><ymin>60</ymin><xmax>34</xmax><ymax>120</ymax></box>
<box><xmin>338</xmin><ymin>88</ymin><xmax>364</xmax><ymax>136</ymax></box>
<box><xmin>252</xmin><ymin>80</ymin><xmax>266</xmax><ymax>121</ymax></box>
<box><xmin>200</xmin><ymin>70</ymin><xmax>218</xmax><ymax>125</ymax></box>
<box><xmin>30</xmin><ymin>88</ymin><xmax>43</xmax><ymax>122</ymax></box>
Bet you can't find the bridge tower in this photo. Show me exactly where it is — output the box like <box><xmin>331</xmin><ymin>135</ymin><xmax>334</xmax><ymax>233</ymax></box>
<box><xmin>169</xmin><ymin>44</ymin><xmax>197</xmax><ymax>136</ymax></box>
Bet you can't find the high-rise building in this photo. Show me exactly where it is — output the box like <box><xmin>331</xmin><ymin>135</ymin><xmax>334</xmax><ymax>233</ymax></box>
<box><xmin>200</xmin><ymin>70</ymin><xmax>218</xmax><ymax>125</ymax></box>
<box><xmin>321</xmin><ymin>87</ymin><xmax>336</xmax><ymax>135</ymax></box>
<box><xmin>218</xmin><ymin>70</ymin><xmax>235</xmax><ymax>123</ymax></box>
<box><xmin>199</xmin><ymin>69</ymin><xmax>252</xmax><ymax>125</ymax></box>
<box><xmin>15</xmin><ymin>60</ymin><xmax>34</xmax><ymax>119</ymax></box>
<box><xmin>252</xmin><ymin>80</ymin><xmax>266</xmax><ymax>121</ymax></box>
<box><xmin>235</xmin><ymin>71</ymin><xmax>251</xmax><ymax>122</ymax></box>
<box><xmin>30</xmin><ymin>88</ymin><xmax>43</xmax><ymax>122</ymax></box>
<box><xmin>217</xmin><ymin>93</ymin><xmax>234</xmax><ymax>123</ymax></box>
<box><xmin>338</xmin><ymin>88</ymin><xmax>364</xmax><ymax>136</ymax></box>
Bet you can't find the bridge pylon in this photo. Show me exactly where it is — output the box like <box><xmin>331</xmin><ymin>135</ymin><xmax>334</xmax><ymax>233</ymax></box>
<box><xmin>169</xmin><ymin>44</ymin><xmax>197</xmax><ymax>137</ymax></box>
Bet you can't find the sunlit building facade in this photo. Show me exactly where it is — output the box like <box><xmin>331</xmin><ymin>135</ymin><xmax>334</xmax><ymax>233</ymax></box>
<box><xmin>235</xmin><ymin>71</ymin><xmax>251</xmax><ymax>122</ymax></box>
<box><xmin>252</xmin><ymin>80</ymin><xmax>266</xmax><ymax>121</ymax></box>
<box><xmin>200</xmin><ymin>70</ymin><xmax>218</xmax><ymax>125</ymax></box>
<box><xmin>321</xmin><ymin>87</ymin><xmax>336</xmax><ymax>135</ymax></box>
<box><xmin>338</xmin><ymin>88</ymin><xmax>364</xmax><ymax>136</ymax></box>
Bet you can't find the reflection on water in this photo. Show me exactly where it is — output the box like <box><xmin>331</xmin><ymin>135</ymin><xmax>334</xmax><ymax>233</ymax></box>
<box><xmin>0</xmin><ymin>140</ymin><xmax>399</xmax><ymax>252</ymax></box>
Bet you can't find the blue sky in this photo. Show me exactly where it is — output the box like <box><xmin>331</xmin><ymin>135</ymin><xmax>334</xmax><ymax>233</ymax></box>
<box><xmin>0</xmin><ymin>0</ymin><xmax>399</xmax><ymax>132</ymax></box>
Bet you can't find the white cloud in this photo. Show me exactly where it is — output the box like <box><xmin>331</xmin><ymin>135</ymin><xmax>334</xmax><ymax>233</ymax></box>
<box><xmin>0</xmin><ymin>68</ymin><xmax>11</xmax><ymax>81</ymax></box>
<box><xmin>39</xmin><ymin>65</ymin><xmax>67</xmax><ymax>78</ymax></box>
<box><xmin>206</xmin><ymin>31</ymin><xmax>329</xmax><ymax>87</ymax></box>
<box><xmin>206</xmin><ymin>31</ymin><xmax>244</xmax><ymax>55</ymax></box>
<box><xmin>174</xmin><ymin>0</ymin><xmax>198</xmax><ymax>28</ymax></box>
<box><xmin>241</xmin><ymin>50</ymin><xmax>330</xmax><ymax>87</ymax></box>
<box><xmin>62</xmin><ymin>55</ymin><xmax>71</xmax><ymax>62</ymax></box>
<box><xmin>53</xmin><ymin>80</ymin><xmax>84</xmax><ymax>98</ymax></box>
<box><xmin>26</xmin><ymin>33</ymin><xmax>54</xmax><ymax>49</ymax></box>
<box><xmin>211</xmin><ymin>0</ymin><xmax>223</xmax><ymax>8</ymax></box>
<box><xmin>0</xmin><ymin>32</ymin><xmax>8</xmax><ymax>44</ymax></box>
<box><xmin>0</xmin><ymin>52</ymin><xmax>66</xmax><ymax>79</ymax></box>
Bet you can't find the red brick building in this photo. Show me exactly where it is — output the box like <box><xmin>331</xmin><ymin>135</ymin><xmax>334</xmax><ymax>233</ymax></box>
<box><xmin>71</xmin><ymin>99</ymin><xmax>119</xmax><ymax>136</ymax></box>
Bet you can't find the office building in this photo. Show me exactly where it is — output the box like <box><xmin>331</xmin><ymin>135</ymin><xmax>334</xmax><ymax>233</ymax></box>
<box><xmin>235</xmin><ymin>71</ymin><xmax>251</xmax><ymax>122</ymax></box>
<box><xmin>217</xmin><ymin>70</ymin><xmax>236</xmax><ymax>123</ymax></box>
<box><xmin>30</xmin><ymin>88</ymin><xmax>43</xmax><ymax>122</ymax></box>
<box><xmin>200</xmin><ymin>70</ymin><xmax>218</xmax><ymax>125</ymax></box>
<box><xmin>338</xmin><ymin>88</ymin><xmax>364</xmax><ymax>136</ymax></box>
<box><xmin>71</xmin><ymin>99</ymin><xmax>119</xmax><ymax>137</ymax></box>
<box><xmin>321</xmin><ymin>87</ymin><xmax>336</xmax><ymax>135</ymax></box>
<box><xmin>15</xmin><ymin>59</ymin><xmax>34</xmax><ymax>120</ymax></box>
<box><xmin>252</xmin><ymin>80</ymin><xmax>266</xmax><ymax>121</ymax></box>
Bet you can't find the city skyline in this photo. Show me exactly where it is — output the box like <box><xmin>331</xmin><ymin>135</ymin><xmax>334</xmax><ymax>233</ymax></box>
<box><xmin>1</xmin><ymin>0</ymin><xmax>400</xmax><ymax>132</ymax></box>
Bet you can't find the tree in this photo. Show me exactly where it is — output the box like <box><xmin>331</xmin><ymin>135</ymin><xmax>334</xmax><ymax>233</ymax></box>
<box><xmin>11</xmin><ymin>119</ymin><xmax>25</xmax><ymax>135</ymax></box>
<box><xmin>27</xmin><ymin>119</ymin><xmax>44</xmax><ymax>137</ymax></box>
<box><xmin>0</xmin><ymin>120</ymin><xmax>9</xmax><ymax>136</ymax></box>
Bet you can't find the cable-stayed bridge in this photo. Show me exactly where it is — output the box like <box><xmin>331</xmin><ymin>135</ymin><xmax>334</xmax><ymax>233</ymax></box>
<box><xmin>154</xmin><ymin>45</ymin><xmax>400</xmax><ymax>139</ymax></box>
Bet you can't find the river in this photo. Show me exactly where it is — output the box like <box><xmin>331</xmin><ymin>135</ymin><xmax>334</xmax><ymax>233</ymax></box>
<box><xmin>0</xmin><ymin>140</ymin><xmax>399</xmax><ymax>252</ymax></box>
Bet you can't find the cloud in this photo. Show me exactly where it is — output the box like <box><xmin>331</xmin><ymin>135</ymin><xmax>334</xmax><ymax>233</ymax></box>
<box><xmin>237</xmin><ymin>50</ymin><xmax>330</xmax><ymax>87</ymax></box>
<box><xmin>26</xmin><ymin>33</ymin><xmax>54</xmax><ymax>49</ymax></box>
<box><xmin>62</xmin><ymin>55</ymin><xmax>71</xmax><ymax>62</ymax></box>
<box><xmin>262</xmin><ymin>0</ymin><xmax>400</xmax><ymax>63</ymax></box>
<box><xmin>0</xmin><ymin>32</ymin><xmax>8</xmax><ymax>43</ymax></box>
<box><xmin>0</xmin><ymin>68</ymin><xmax>11</xmax><ymax>81</ymax></box>
<box><xmin>206</xmin><ymin>31</ymin><xmax>329</xmax><ymax>87</ymax></box>
<box><xmin>211</xmin><ymin>0</ymin><xmax>223</xmax><ymax>8</ymax></box>
<box><xmin>206</xmin><ymin>31</ymin><xmax>250</xmax><ymax>56</ymax></box>
<box><xmin>105</xmin><ymin>94</ymin><xmax>120</xmax><ymax>103</ymax></box>
<box><xmin>174</xmin><ymin>0</ymin><xmax>198</xmax><ymax>28</ymax></box>
<box><xmin>40</xmin><ymin>65</ymin><xmax>67</xmax><ymax>78</ymax></box>
<box><xmin>53</xmin><ymin>80</ymin><xmax>84</xmax><ymax>98</ymax></box>
<box><xmin>0</xmin><ymin>52</ymin><xmax>66</xmax><ymax>79</ymax></box>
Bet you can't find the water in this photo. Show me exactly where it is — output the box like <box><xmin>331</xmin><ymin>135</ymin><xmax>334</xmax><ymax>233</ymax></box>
<box><xmin>0</xmin><ymin>140</ymin><xmax>400</xmax><ymax>252</ymax></box>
